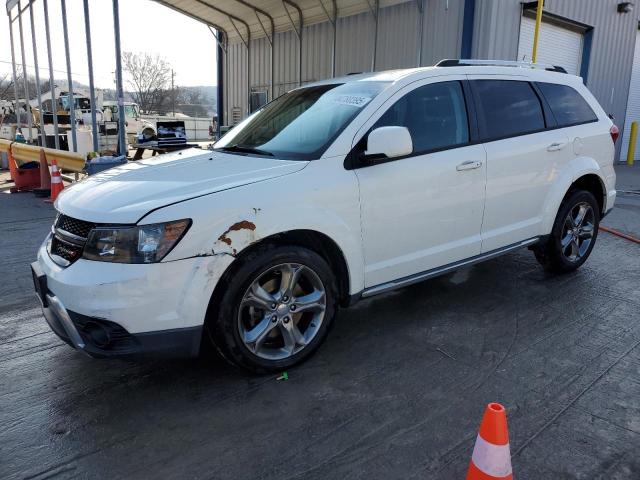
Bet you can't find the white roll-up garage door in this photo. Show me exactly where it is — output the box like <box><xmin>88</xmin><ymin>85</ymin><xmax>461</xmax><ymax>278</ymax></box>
<box><xmin>517</xmin><ymin>16</ymin><xmax>583</xmax><ymax>75</ymax></box>
<box><xmin>621</xmin><ymin>29</ymin><xmax>640</xmax><ymax>163</ymax></box>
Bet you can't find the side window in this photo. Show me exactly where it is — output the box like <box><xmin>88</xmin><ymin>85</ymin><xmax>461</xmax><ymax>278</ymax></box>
<box><xmin>473</xmin><ymin>80</ymin><xmax>545</xmax><ymax>140</ymax></box>
<box><xmin>537</xmin><ymin>82</ymin><xmax>598</xmax><ymax>127</ymax></box>
<box><xmin>374</xmin><ymin>81</ymin><xmax>469</xmax><ymax>153</ymax></box>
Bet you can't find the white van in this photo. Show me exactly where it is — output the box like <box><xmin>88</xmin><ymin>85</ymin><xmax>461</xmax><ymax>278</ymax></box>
<box><xmin>32</xmin><ymin>61</ymin><xmax>617</xmax><ymax>373</ymax></box>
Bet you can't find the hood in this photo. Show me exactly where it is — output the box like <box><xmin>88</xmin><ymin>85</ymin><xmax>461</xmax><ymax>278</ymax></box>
<box><xmin>56</xmin><ymin>148</ymin><xmax>308</xmax><ymax>224</ymax></box>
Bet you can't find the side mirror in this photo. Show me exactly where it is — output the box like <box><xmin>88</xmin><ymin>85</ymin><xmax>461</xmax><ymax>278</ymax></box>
<box><xmin>364</xmin><ymin>126</ymin><xmax>413</xmax><ymax>160</ymax></box>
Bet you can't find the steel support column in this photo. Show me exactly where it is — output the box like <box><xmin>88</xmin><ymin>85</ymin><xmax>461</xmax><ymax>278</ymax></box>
<box><xmin>112</xmin><ymin>0</ymin><xmax>126</xmax><ymax>156</ymax></box>
<box><xmin>28</xmin><ymin>0</ymin><xmax>45</xmax><ymax>146</ymax></box>
<box><xmin>416</xmin><ymin>0</ymin><xmax>424</xmax><ymax>67</ymax></box>
<box><xmin>83</xmin><ymin>0</ymin><xmax>99</xmax><ymax>153</ymax></box>
<box><xmin>369</xmin><ymin>0</ymin><xmax>379</xmax><ymax>71</ymax></box>
<box><xmin>60</xmin><ymin>0</ymin><xmax>77</xmax><ymax>152</ymax></box>
<box><xmin>229</xmin><ymin>17</ymin><xmax>251</xmax><ymax>115</ymax></box>
<box><xmin>43</xmin><ymin>0</ymin><xmax>60</xmax><ymax>150</ymax></box>
<box><xmin>8</xmin><ymin>11</ymin><xmax>22</xmax><ymax>133</ymax></box>
<box><xmin>283</xmin><ymin>0</ymin><xmax>303</xmax><ymax>87</ymax></box>
<box><xmin>318</xmin><ymin>0</ymin><xmax>337</xmax><ymax>77</ymax></box>
<box><xmin>209</xmin><ymin>25</ymin><xmax>228</xmax><ymax>133</ymax></box>
<box><xmin>225</xmin><ymin>31</ymin><xmax>229</xmax><ymax>123</ymax></box>
<box><xmin>331</xmin><ymin>0</ymin><xmax>337</xmax><ymax>77</ymax></box>
<box><xmin>195</xmin><ymin>1</ymin><xmax>251</xmax><ymax>116</ymax></box>
<box><xmin>216</xmin><ymin>31</ymin><xmax>225</xmax><ymax>137</ymax></box>
<box><xmin>17</xmin><ymin>1</ymin><xmax>33</xmax><ymax>142</ymax></box>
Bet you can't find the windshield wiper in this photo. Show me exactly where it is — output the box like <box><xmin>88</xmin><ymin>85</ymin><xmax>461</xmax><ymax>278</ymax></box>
<box><xmin>218</xmin><ymin>144</ymin><xmax>274</xmax><ymax>157</ymax></box>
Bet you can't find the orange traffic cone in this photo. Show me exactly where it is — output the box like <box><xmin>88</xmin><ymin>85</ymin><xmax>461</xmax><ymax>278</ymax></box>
<box><xmin>45</xmin><ymin>158</ymin><xmax>64</xmax><ymax>204</ymax></box>
<box><xmin>467</xmin><ymin>403</ymin><xmax>513</xmax><ymax>480</ymax></box>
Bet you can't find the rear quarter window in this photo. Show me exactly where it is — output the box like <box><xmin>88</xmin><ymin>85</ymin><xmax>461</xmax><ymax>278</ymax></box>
<box><xmin>537</xmin><ymin>82</ymin><xmax>598</xmax><ymax>127</ymax></box>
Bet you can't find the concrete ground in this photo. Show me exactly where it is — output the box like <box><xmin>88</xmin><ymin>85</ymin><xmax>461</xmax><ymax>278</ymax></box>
<box><xmin>1</xmin><ymin>165</ymin><xmax>639</xmax><ymax>480</ymax></box>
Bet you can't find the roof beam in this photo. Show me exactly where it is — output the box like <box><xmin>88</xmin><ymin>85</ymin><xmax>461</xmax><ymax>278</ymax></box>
<box><xmin>153</xmin><ymin>0</ymin><xmax>228</xmax><ymax>36</ymax></box>
<box><xmin>232</xmin><ymin>0</ymin><xmax>274</xmax><ymax>45</ymax></box>
<box><xmin>230</xmin><ymin>0</ymin><xmax>275</xmax><ymax>101</ymax></box>
<box><xmin>282</xmin><ymin>0</ymin><xmax>303</xmax><ymax>39</ymax></box>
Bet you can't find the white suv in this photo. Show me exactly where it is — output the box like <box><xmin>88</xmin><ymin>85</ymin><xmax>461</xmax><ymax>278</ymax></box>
<box><xmin>32</xmin><ymin>60</ymin><xmax>617</xmax><ymax>373</ymax></box>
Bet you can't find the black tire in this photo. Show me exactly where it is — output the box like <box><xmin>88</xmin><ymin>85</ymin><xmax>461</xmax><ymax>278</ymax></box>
<box><xmin>206</xmin><ymin>244</ymin><xmax>338</xmax><ymax>374</ymax></box>
<box><xmin>534</xmin><ymin>189</ymin><xmax>600</xmax><ymax>273</ymax></box>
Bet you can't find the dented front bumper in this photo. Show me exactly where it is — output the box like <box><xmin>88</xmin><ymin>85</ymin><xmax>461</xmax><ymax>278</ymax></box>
<box><xmin>34</xmin><ymin>239</ymin><xmax>234</xmax><ymax>356</ymax></box>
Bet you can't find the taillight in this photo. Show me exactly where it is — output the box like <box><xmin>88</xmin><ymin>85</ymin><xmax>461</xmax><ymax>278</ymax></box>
<box><xmin>610</xmin><ymin>124</ymin><xmax>620</xmax><ymax>144</ymax></box>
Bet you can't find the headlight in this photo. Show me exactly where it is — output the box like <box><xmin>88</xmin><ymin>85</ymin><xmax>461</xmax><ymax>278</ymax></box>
<box><xmin>83</xmin><ymin>219</ymin><xmax>191</xmax><ymax>263</ymax></box>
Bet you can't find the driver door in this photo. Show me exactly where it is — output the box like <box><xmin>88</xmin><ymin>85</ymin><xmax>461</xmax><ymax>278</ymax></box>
<box><xmin>352</xmin><ymin>78</ymin><xmax>487</xmax><ymax>289</ymax></box>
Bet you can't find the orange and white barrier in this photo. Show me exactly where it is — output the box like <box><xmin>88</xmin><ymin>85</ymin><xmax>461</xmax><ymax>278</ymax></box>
<box><xmin>0</xmin><ymin>138</ymin><xmax>85</xmax><ymax>173</ymax></box>
<box><xmin>467</xmin><ymin>403</ymin><xmax>513</xmax><ymax>480</ymax></box>
<box><xmin>46</xmin><ymin>158</ymin><xmax>64</xmax><ymax>203</ymax></box>
<box><xmin>39</xmin><ymin>149</ymin><xmax>51</xmax><ymax>192</ymax></box>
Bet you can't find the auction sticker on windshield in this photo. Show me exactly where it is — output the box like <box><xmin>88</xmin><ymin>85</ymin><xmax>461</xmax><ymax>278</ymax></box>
<box><xmin>333</xmin><ymin>95</ymin><xmax>372</xmax><ymax>108</ymax></box>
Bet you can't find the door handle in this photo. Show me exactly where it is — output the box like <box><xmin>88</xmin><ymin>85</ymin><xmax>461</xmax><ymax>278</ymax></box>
<box><xmin>456</xmin><ymin>160</ymin><xmax>483</xmax><ymax>171</ymax></box>
<box><xmin>547</xmin><ymin>142</ymin><xmax>567</xmax><ymax>152</ymax></box>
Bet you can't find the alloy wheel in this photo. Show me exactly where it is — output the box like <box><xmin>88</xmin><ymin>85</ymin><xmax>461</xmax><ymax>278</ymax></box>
<box><xmin>560</xmin><ymin>202</ymin><xmax>595</xmax><ymax>263</ymax></box>
<box><xmin>237</xmin><ymin>263</ymin><xmax>327</xmax><ymax>361</ymax></box>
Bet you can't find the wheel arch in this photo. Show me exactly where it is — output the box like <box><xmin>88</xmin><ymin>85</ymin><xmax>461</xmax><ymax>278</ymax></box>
<box><xmin>565</xmin><ymin>173</ymin><xmax>605</xmax><ymax>216</ymax></box>
<box><xmin>542</xmin><ymin>159</ymin><xmax>608</xmax><ymax>234</ymax></box>
<box><xmin>205</xmin><ymin>229</ymin><xmax>353</xmax><ymax>331</ymax></box>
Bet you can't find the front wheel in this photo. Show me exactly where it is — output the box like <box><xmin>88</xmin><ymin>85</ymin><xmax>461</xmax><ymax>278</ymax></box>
<box><xmin>206</xmin><ymin>245</ymin><xmax>338</xmax><ymax>373</ymax></box>
<box><xmin>534</xmin><ymin>190</ymin><xmax>600</xmax><ymax>273</ymax></box>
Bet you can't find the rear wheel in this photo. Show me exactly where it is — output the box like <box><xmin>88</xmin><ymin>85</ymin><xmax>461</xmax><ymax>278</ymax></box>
<box><xmin>207</xmin><ymin>245</ymin><xmax>338</xmax><ymax>373</ymax></box>
<box><xmin>534</xmin><ymin>190</ymin><xmax>600</xmax><ymax>273</ymax></box>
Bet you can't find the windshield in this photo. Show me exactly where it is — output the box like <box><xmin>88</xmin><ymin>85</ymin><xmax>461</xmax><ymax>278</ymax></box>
<box><xmin>214</xmin><ymin>81</ymin><xmax>389</xmax><ymax>160</ymax></box>
<box><xmin>60</xmin><ymin>96</ymin><xmax>91</xmax><ymax>111</ymax></box>
<box><xmin>124</xmin><ymin>105</ymin><xmax>138</xmax><ymax>117</ymax></box>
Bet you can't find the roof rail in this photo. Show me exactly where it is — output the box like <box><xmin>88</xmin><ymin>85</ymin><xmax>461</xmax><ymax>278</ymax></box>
<box><xmin>436</xmin><ymin>59</ymin><xmax>567</xmax><ymax>74</ymax></box>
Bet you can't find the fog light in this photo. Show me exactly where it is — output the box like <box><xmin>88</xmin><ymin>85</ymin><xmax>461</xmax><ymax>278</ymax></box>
<box><xmin>85</xmin><ymin>322</ymin><xmax>111</xmax><ymax>348</ymax></box>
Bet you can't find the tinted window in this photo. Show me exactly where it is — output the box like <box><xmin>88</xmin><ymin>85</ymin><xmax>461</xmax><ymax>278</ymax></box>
<box><xmin>473</xmin><ymin>80</ymin><xmax>545</xmax><ymax>140</ymax></box>
<box><xmin>374</xmin><ymin>81</ymin><xmax>469</xmax><ymax>153</ymax></box>
<box><xmin>537</xmin><ymin>82</ymin><xmax>598</xmax><ymax>127</ymax></box>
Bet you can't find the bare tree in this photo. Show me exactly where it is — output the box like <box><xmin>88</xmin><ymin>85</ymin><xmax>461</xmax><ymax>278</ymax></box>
<box><xmin>122</xmin><ymin>52</ymin><xmax>171</xmax><ymax>113</ymax></box>
<box><xmin>0</xmin><ymin>73</ymin><xmax>15</xmax><ymax>101</ymax></box>
<box><xmin>0</xmin><ymin>69</ymin><xmax>51</xmax><ymax>102</ymax></box>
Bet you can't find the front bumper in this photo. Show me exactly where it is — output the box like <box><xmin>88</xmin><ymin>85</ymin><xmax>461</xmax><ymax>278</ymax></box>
<box><xmin>32</xmin><ymin>261</ymin><xmax>203</xmax><ymax>358</ymax></box>
<box><xmin>33</xmin><ymin>236</ymin><xmax>235</xmax><ymax>358</ymax></box>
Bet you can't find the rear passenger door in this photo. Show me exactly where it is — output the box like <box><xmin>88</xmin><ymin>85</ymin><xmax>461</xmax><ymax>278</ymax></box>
<box><xmin>468</xmin><ymin>77</ymin><xmax>572</xmax><ymax>252</ymax></box>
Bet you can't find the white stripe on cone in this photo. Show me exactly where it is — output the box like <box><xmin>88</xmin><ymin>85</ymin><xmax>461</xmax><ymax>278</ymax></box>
<box><xmin>470</xmin><ymin>434</ymin><xmax>512</xmax><ymax>478</ymax></box>
<box><xmin>51</xmin><ymin>164</ymin><xmax>61</xmax><ymax>183</ymax></box>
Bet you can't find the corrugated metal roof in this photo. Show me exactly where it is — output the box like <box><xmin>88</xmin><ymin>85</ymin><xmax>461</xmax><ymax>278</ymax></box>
<box><xmin>153</xmin><ymin>0</ymin><xmax>410</xmax><ymax>42</ymax></box>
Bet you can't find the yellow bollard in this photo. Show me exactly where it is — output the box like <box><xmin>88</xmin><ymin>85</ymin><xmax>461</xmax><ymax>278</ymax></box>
<box><xmin>532</xmin><ymin>0</ymin><xmax>544</xmax><ymax>63</ymax></box>
<box><xmin>627</xmin><ymin>121</ymin><xmax>638</xmax><ymax>166</ymax></box>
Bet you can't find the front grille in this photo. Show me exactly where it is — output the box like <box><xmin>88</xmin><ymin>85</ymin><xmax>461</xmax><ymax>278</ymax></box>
<box><xmin>51</xmin><ymin>235</ymin><xmax>84</xmax><ymax>264</ymax></box>
<box><xmin>56</xmin><ymin>214</ymin><xmax>95</xmax><ymax>239</ymax></box>
<box><xmin>50</xmin><ymin>214</ymin><xmax>97</xmax><ymax>266</ymax></box>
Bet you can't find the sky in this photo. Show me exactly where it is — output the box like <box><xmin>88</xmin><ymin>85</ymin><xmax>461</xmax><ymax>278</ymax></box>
<box><xmin>2</xmin><ymin>0</ymin><xmax>218</xmax><ymax>90</ymax></box>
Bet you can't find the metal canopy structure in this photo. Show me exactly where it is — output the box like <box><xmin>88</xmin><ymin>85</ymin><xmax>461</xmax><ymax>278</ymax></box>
<box><xmin>5</xmin><ymin>0</ymin><xmax>127</xmax><ymax>156</ymax></box>
<box><xmin>154</xmin><ymin>0</ymin><xmax>406</xmax><ymax>42</ymax></box>
<box><xmin>154</xmin><ymin>0</ymin><xmax>410</xmax><ymax>126</ymax></box>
